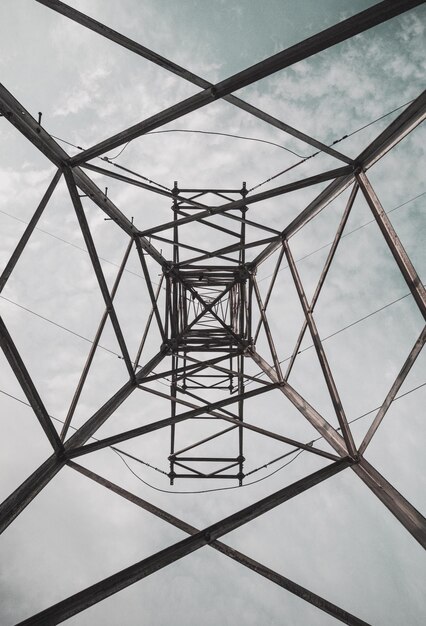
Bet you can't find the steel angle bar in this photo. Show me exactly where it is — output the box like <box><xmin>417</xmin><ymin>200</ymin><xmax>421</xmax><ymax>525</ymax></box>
<box><xmin>353</xmin><ymin>459</ymin><xmax>426</xmax><ymax>548</ymax></box>
<box><xmin>252</xmin><ymin>276</ymin><xmax>283</xmax><ymax>379</ymax></box>
<box><xmin>0</xmin><ymin>316</ymin><xmax>62</xmax><ymax>452</ymax></box>
<box><xmin>169</xmin><ymin>426</ymin><xmax>238</xmax><ymax>458</ymax></box>
<box><xmin>64</xmin><ymin>168</ymin><xmax>135</xmax><ymax>379</ymax></box>
<box><xmin>250</xmin><ymin>90</ymin><xmax>426</xmax><ymax>269</ymax></box>
<box><xmin>19</xmin><ymin>458</ymin><xmax>351</xmax><ymax>625</ymax></box>
<box><xmin>134</xmin><ymin>239</ymin><xmax>166</xmax><ymax>341</ymax></box>
<box><xmin>141</xmin><ymin>353</ymin><xmax>235</xmax><ymax>384</ymax></box>
<box><xmin>134</xmin><ymin>274</ymin><xmax>164</xmax><ymax>370</ymax></box>
<box><xmin>61</xmin><ymin>238</ymin><xmax>134</xmax><ymax>441</ymax></box>
<box><xmin>72</xmin><ymin>381</ymin><xmax>338</xmax><ymax>462</ymax></box>
<box><xmin>149</xmin><ymin>233</ymin><xmax>239</xmax><ymax>263</ymax></box>
<box><xmin>283</xmin><ymin>240</ymin><xmax>357</xmax><ymax>457</ymax></box>
<box><xmin>67</xmin><ymin>461</ymin><xmax>371</xmax><ymax>626</ymax></box>
<box><xmin>175</xmin><ymin>236</ymin><xmax>277</xmax><ymax>267</ymax></box>
<box><xmin>37</xmin><ymin>1</ymin><xmax>423</xmax><ymax>167</ymax></box>
<box><xmin>0</xmin><ymin>169</ymin><xmax>62</xmax><ymax>293</ymax></box>
<box><xmin>253</xmin><ymin>245</ymin><xmax>285</xmax><ymax>343</ymax></box>
<box><xmin>66</xmin><ymin>382</ymin><xmax>281</xmax><ymax>458</ymax></box>
<box><xmin>0</xmin><ymin>295</ymin><xmax>165</xmax><ymax>532</ymax></box>
<box><xmin>356</xmin><ymin>170</ymin><xmax>426</xmax><ymax>320</ymax></box>
<box><xmin>250</xmin><ymin>350</ymin><xmax>348</xmax><ymax>455</ymax></box>
<box><xmin>61</xmin><ymin>0</ymin><xmax>424</xmax><ymax>165</ymax></box>
<box><xmin>359</xmin><ymin>325</ymin><xmax>426</xmax><ymax>455</ymax></box>
<box><xmin>285</xmin><ymin>183</ymin><xmax>359</xmax><ymax>380</ymax></box>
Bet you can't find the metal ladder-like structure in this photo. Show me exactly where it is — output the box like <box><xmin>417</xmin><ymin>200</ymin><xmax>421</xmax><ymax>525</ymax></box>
<box><xmin>0</xmin><ymin>1</ymin><xmax>425</xmax><ymax>624</ymax></box>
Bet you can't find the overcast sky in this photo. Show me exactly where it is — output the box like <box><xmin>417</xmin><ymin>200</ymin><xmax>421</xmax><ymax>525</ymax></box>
<box><xmin>0</xmin><ymin>1</ymin><xmax>425</xmax><ymax>625</ymax></box>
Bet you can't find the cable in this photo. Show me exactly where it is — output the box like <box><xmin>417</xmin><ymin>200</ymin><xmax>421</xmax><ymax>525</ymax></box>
<box><xmin>248</xmin><ymin>98</ymin><xmax>415</xmax><ymax>192</ymax></box>
<box><xmin>146</xmin><ymin>129</ymin><xmax>304</xmax><ymax>157</ymax></box>
<box><xmin>0</xmin><ymin>208</ymin><xmax>144</xmax><ymax>280</ymax></box>
<box><xmin>0</xmin><ymin>294</ymin><xmax>120</xmax><ymax>357</ymax></box>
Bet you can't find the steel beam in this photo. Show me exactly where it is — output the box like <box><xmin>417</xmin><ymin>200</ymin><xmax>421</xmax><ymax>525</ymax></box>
<box><xmin>356</xmin><ymin>170</ymin><xmax>426</xmax><ymax>320</ymax></box>
<box><xmin>285</xmin><ymin>183</ymin><xmax>358</xmax><ymax>380</ymax></box>
<box><xmin>0</xmin><ymin>349</ymin><xmax>165</xmax><ymax>534</ymax></box>
<box><xmin>359</xmin><ymin>325</ymin><xmax>426</xmax><ymax>454</ymax></box>
<box><xmin>0</xmin><ymin>316</ymin><xmax>62</xmax><ymax>452</ymax></box>
<box><xmin>61</xmin><ymin>238</ymin><xmax>134</xmax><ymax>441</ymax></box>
<box><xmin>17</xmin><ymin>458</ymin><xmax>351</xmax><ymax>625</ymax></box>
<box><xmin>64</xmin><ymin>168</ymin><xmax>135</xmax><ymax>379</ymax></box>
<box><xmin>0</xmin><ymin>169</ymin><xmax>62</xmax><ymax>293</ymax></box>
<box><xmin>283</xmin><ymin>240</ymin><xmax>357</xmax><ymax>456</ymax></box>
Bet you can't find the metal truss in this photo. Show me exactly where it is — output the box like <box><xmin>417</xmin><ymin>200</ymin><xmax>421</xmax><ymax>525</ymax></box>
<box><xmin>0</xmin><ymin>1</ymin><xmax>425</xmax><ymax>624</ymax></box>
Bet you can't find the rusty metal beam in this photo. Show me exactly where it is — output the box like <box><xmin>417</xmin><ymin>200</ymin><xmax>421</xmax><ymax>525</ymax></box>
<box><xmin>356</xmin><ymin>170</ymin><xmax>426</xmax><ymax>320</ymax></box>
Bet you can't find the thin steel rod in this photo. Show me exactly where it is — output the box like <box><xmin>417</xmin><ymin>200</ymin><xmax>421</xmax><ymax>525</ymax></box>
<box><xmin>134</xmin><ymin>238</ymin><xmax>166</xmax><ymax>341</ymax></box>
<box><xmin>285</xmin><ymin>183</ymin><xmax>359</xmax><ymax>380</ymax></box>
<box><xmin>252</xmin><ymin>276</ymin><xmax>283</xmax><ymax>379</ymax></box>
<box><xmin>64</xmin><ymin>168</ymin><xmax>135</xmax><ymax>379</ymax></box>
<box><xmin>0</xmin><ymin>169</ymin><xmax>62</xmax><ymax>293</ymax></box>
<box><xmin>18</xmin><ymin>458</ymin><xmax>351</xmax><ymax>625</ymax></box>
<box><xmin>0</xmin><ymin>316</ymin><xmax>62</xmax><ymax>452</ymax></box>
<box><xmin>356</xmin><ymin>170</ymin><xmax>426</xmax><ymax>320</ymax></box>
<box><xmin>61</xmin><ymin>237</ymin><xmax>134</xmax><ymax>441</ymax></box>
<box><xmin>253</xmin><ymin>245</ymin><xmax>285</xmax><ymax>343</ymax></box>
<box><xmin>134</xmin><ymin>274</ymin><xmax>164</xmax><ymax>370</ymax></box>
<box><xmin>283</xmin><ymin>240</ymin><xmax>357</xmax><ymax>457</ymax></box>
<box><xmin>358</xmin><ymin>325</ymin><xmax>426</xmax><ymax>455</ymax></box>
<box><xmin>169</xmin><ymin>425</ymin><xmax>238</xmax><ymax>458</ymax></box>
<box><xmin>149</xmin><ymin>233</ymin><xmax>238</xmax><ymax>263</ymax></box>
<box><xmin>176</xmin><ymin>236</ymin><xmax>277</xmax><ymax>267</ymax></box>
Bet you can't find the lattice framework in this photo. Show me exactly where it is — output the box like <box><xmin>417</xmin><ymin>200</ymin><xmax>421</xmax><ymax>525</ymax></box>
<box><xmin>0</xmin><ymin>1</ymin><xmax>425</xmax><ymax>624</ymax></box>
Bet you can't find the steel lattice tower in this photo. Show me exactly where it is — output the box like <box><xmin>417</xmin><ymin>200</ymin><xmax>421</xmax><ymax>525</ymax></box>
<box><xmin>0</xmin><ymin>1</ymin><xmax>425</xmax><ymax>624</ymax></box>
